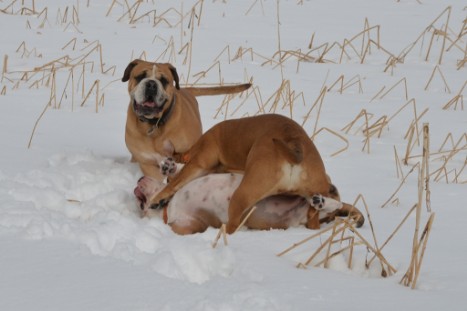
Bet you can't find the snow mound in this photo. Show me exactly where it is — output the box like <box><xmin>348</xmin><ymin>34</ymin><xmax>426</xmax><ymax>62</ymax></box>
<box><xmin>0</xmin><ymin>152</ymin><xmax>236</xmax><ymax>284</ymax></box>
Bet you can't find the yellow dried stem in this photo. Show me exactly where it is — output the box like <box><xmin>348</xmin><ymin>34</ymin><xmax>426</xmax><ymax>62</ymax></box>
<box><xmin>212</xmin><ymin>224</ymin><xmax>228</xmax><ymax>248</ymax></box>
<box><xmin>191</xmin><ymin>61</ymin><xmax>222</xmax><ymax>85</ymax></box>
<box><xmin>58</xmin><ymin>68</ymin><xmax>73</xmax><ymax>109</ymax></box>
<box><xmin>301</xmin><ymin>86</ymin><xmax>326</xmax><ymax>130</ymax></box>
<box><xmin>411</xmin><ymin>213</ymin><xmax>436</xmax><ymax>289</ymax></box>
<box><xmin>342</xmin><ymin>109</ymin><xmax>370</xmax><ymax>134</ymax></box>
<box><xmin>311</xmin><ymin>127</ymin><xmax>349</xmax><ymax>157</ymax></box>
<box><xmin>424</xmin><ymin>65</ymin><xmax>451</xmax><ymax>93</ymax></box>
<box><xmin>233</xmin><ymin>206</ymin><xmax>258</xmax><ymax>234</ymax></box>
<box><xmin>443</xmin><ymin>81</ymin><xmax>466</xmax><ymax>110</ymax></box>
<box><xmin>277</xmin><ymin>224</ymin><xmax>339</xmax><ymax>257</ymax></box>
<box><xmin>381</xmin><ymin>163</ymin><xmax>419</xmax><ymax>208</ymax></box>
<box><xmin>1</xmin><ymin>0</ymin><xmax>19</xmax><ymax>14</ymax></box>
<box><xmin>1</xmin><ymin>55</ymin><xmax>7</xmax><ymax>82</ymax></box>
<box><xmin>314</xmin><ymin>238</ymin><xmax>362</xmax><ymax>269</ymax></box>
<box><xmin>379</xmin><ymin>77</ymin><xmax>409</xmax><ymax>101</ymax></box>
<box><xmin>401</xmin><ymin>124</ymin><xmax>430</xmax><ymax>287</ymax></box>
<box><xmin>62</xmin><ymin>37</ymin><xmax>77</xmax><ymax>50</ymax></box>
<box><xmin>245</xmin><ymin>0</ymin><xmax>265</xmax><ymax>16</ymax></box>
<box><xmin>212</xmin><ymin>45</ymin><xmax>232</xmax><ymax>65</ymax></box>
<box><xmin>28</xmin><ymin>100</ymin><xmax>50</xmax><ymax>149</ymax></box>
<box><xmin>106</xmin><ymin>0</ymin><xmax>119</xmax><ymax>17</ymax></box>
<box><xmin>422</xmin><ymin>124</ymin><xmax>431</xmax><ymax>212</ymax></box>
<box><xmin>80</xmin><ymin>79</ymin><xmax>99</xmax><ymax>109</ymax></box>
<box><xmin>343</xmin><ymin>219</ymin><xmax>397</xmax><ymax>276</ymax></box>
<box><xmin>323</xmin><ymin>224</ymin><xmax>338</xmax><ymax>268</ymax></box>
<box><xmin>368</xmin><ymin>204</ymin><xmax>417</xmax><ymax>267</ymax></box>
<box><xmin>303</xmin><ymin>225</ymin><xmax>347</xmax><ymax>266</ymax></box>
<box><xmin>393</xmin><ymin>146</ymin><xmax>404</xmax><ymax>179</ymax></box>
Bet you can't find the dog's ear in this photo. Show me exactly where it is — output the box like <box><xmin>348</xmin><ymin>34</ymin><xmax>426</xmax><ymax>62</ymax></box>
<box><xmin>122</xmin><ymin>60</ymin><xmax>141</xmax><ymax>82</ymax></box>
<box><xmin>168</xmin><ymin>64</ymin><xmax>180</xmax><ymax>90</ymax></box>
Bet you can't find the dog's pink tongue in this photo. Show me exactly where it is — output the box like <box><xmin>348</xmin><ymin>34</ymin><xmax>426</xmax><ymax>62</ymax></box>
<box><xmin>142</xmin><ymin>101</ymin><xmax>156</xmax><ymax>107</ymax></box>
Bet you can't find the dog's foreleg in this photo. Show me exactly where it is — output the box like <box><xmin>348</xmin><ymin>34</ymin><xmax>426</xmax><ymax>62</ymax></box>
<box><xmin>306</xmin><ymin>206</ymin><xmax>320</xmax><ymax>229</ymax></box>
<box><xmin>139</xmin><ymin>162</ymin><xmax>165</xmax><ymax>181</ymax></box>
<box><xmin>145</xmin><ymin>161</ymin><xmax>213</xmax><ymax>211</ymax></box>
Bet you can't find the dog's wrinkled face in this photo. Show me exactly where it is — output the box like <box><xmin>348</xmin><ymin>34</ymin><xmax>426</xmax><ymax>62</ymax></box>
<box><xmin>122</xmin><ymin>60</ymin><xmax>180</xmax><ymax>120</ymax></box>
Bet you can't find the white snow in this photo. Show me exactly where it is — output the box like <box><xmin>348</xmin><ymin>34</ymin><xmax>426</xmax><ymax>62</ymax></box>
<box><xmin>1</xmin><ymin>0</ymin><xmax>466</xmax><ymax>310</ymax></box>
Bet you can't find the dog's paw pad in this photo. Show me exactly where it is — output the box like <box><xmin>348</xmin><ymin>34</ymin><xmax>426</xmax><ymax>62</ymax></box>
<box><xmin>311</xmin><ymin>194</ymin><xmax>325</xmax><ymax>209</ymax></box>
<box><xmin>160</xmin><ymin>157</ymin><xmax>177</xmax><ymax>176</ymax></box>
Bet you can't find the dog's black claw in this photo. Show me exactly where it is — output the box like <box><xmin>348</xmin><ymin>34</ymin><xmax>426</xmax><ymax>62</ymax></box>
<box><xmin>150</xmin><ymin>199</ymin><xmax>170</xmax><ymax>210</ymax></box>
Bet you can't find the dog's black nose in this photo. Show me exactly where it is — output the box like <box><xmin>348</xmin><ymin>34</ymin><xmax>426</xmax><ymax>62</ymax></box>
<box><xmin>146</xmin><ymin>80</ymin><xmax>157</xmax><ymax>89</ymax></box>
<box><xmin>146</xmin><ymin>80</ymin><xmax>157</xmax><ymax>92</ymax></box>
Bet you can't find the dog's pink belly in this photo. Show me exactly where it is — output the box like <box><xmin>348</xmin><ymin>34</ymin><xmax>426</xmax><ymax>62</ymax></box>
<box><xmin>168</xmin><ymin>173</ymin><xmax>241</xmax><ymax>225</ymax></box>
<box><xmin>253</xmin><ymin>196</ymin><xmax>308</xmax><ymax>228</ymax></box>
<box><xmin>168</xmin><ymin>173</ymin><xmax>308</xmax><ymax>228</ymax></box>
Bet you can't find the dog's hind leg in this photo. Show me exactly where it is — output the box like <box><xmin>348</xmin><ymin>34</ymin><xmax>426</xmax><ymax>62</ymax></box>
<box><xmin>335</xmin><ymin>203</ymin><xmax>365</xmax><ymax>227</ymax></box>
<box><xmin>225</xmin><ymin>170</ymin><xmax>279</xmax><ymax>234</ymax></box>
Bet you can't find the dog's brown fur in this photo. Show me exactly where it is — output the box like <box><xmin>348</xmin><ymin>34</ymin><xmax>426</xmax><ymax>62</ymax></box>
<box><xmin>122</xmin><ymin>59</ymin><xmax>251</xmax><ymax>180</ymax></box>
<box><xmin>144</xmin><ymin>114</ymin><xmax>364</xmax><ymax>233</ymax></box>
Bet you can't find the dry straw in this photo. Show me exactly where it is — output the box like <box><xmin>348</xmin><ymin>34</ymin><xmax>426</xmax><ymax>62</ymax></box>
<box><xmin>212</xmin><ymin>206</ymin><xmax>258</xmax><ymax>248</ymax></box>
<box><xmin>399</xmin><ymin>124</ymin><xmax>435</xmax><ymax>288</ymax></box>
<box><xmin>17</xmin><ymin>9</ymin><xmax>116</xmax><ymax>147</ymax></box>
<box><xmin>424</xmin><ymin>65</ymin><xmax>451</xmax><ymax>93</ymax></box>
<box><xmin>212</xmin><ymin>224</ymin><xmax>228</xmax><ymax>248</ymax></box>
<box><xmin>443</xmin><ymin>81</ymin><xmax>465</xmax><ymax>110</ymax></box>
<box><xmin>277</xmin><ymin>216</ymin><xmax>395</xmax><ymax>277</ymax></box>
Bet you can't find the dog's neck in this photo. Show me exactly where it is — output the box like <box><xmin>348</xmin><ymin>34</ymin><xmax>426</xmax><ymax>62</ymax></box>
<box><xmin>139</xmin><ymin>95</ymin><xmax>176</xmax><ymax>133</ymax></box>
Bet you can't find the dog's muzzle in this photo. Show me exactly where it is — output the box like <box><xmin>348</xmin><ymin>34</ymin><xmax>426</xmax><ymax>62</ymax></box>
<box><xmin>132</xmin><ymin>79</ymin><xmax>168</xmax><ymax>118</ymax></box>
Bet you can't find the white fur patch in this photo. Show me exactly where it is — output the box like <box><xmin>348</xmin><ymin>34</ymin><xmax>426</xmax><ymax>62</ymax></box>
<box><xmin>279</xmin><ymin>163</ymin><xmax>304</xmax><ymax>190</ymax></box>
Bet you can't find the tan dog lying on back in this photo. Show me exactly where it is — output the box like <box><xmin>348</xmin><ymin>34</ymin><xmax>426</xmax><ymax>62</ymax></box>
<box><xmin>122</xmin><ymin>59</ymin><xmax>251</xmax><ymax>180</ymax></box>
<box><xmin>144</xmin><ymin>114</ymin><xmax>364</xmax><ymax>234</ymax></box>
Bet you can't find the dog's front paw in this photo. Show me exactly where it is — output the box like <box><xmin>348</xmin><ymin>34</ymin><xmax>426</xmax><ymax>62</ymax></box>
<box><xmin>160</xmin><ymin>157</ymin><xmax>177</xmax><ymax>176</ymax></box>
<box><xmin>311</xmin><ymin>194</ymin><xmax>325</xmax><ymax>210</ymax></box>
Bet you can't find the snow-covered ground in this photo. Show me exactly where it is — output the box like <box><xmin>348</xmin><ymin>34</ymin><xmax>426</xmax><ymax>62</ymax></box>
<box><xmin>1</xmin><ymin>0</ymin><xmax>466</xmax><ymax>310</ymax></box>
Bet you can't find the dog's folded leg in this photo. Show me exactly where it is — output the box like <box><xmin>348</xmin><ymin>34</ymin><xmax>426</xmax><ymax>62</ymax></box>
<box><xmin>306</xmin><ymin>206</ymin><xmax>320</xmax><ymax>229</ymax></box>
<box><xmin>335</xmin><ymin>203</ymin><xmax>365</xmax><ymax>228</ymax></box>
<box><xmin>306</xmin><ymin>194</ymin><xmax>343</xmax><ymax>229</ymax></box>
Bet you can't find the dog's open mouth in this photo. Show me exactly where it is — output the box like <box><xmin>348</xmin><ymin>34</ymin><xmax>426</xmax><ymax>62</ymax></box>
<box><xmin>133</xmin><ymin>99</ymin><xmax>165</xmax><ymax>118</ymax></box>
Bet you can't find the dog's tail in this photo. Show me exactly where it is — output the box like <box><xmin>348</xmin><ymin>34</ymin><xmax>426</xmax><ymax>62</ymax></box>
<box><xmin>183</xmin><ymin>83</ymin><xmax>251</xmax><ymax>96</ymax></box>
<box><xmin>272</xmin><ymin>138</ymin><xmax>304</xmax><ymax>165</ymax></box>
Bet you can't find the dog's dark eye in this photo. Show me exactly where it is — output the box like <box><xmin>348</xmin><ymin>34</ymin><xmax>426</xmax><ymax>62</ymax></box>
<box><xmin>135</xmin><ymin>73</ymin><xmax>146</xmax><ymax>83</ymax></box>
<box><xmin>160</xmin><ymin>76</ymin><xmax>169</xmax><ymax>88</ymax></box>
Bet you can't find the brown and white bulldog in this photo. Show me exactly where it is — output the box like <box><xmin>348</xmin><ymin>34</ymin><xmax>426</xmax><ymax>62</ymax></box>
<box><xmin>122</xmin><ymin>59</ymin><xmax>251</xmax><ymax>180</ymax></box>
<box><xmin>143</xmin><ymin>114</ymin><xmax>365</xmax><ymax>234</ymax></box>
